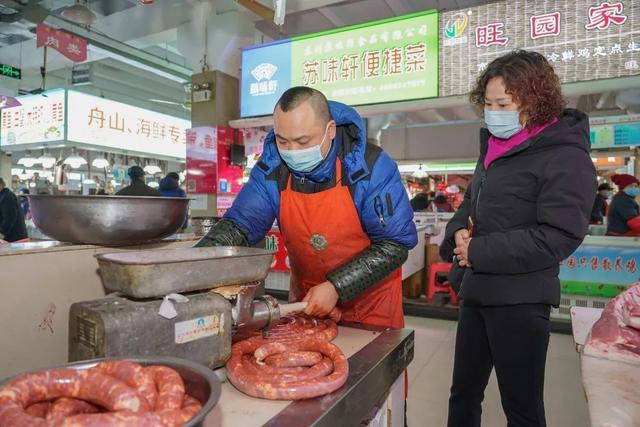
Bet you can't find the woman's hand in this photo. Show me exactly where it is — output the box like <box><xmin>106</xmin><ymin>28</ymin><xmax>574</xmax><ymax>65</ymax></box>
<box><xmin>454</xmin><ymin>229</ymin><xmax>472</xmax><ymax>267</ymax></box>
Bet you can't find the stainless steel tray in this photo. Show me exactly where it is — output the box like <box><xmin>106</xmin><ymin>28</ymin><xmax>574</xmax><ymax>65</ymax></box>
<box><xmin>0</xmin><ymin>356</ymin><xmax>220</xmax><ymax>427</ymax></box>
<box><xmin>96</xmin><ymin>247</ymin><xmax>275</xmax><ymax>298</ymax></box>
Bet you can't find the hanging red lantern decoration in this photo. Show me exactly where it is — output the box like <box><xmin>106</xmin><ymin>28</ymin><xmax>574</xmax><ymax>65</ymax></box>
<box><xmin>139</xmin><ymin>0</ymin><xmax>154</xmax><ymax>4</ymax></box>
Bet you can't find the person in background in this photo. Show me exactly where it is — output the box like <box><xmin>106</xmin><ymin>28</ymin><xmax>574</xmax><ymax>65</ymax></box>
<box><xmin>430</xmin><ymin>194</ymin><xmax>455</xmax><ymax>213</ymax></box>
<box><xmin>0</xmin><ymin>178</ymin><xmax>28</xmax><ymax>242</ymax></box>
<box><xmin>590</xmin><ymin>182</ymin><xmax>612</xmax><ymax>225</ymax></box>
<box><xmin>606</xmin><ymin>174</ymin><xmax>640</xmax><ymax>236</ymax></box>
<box><xmin>115</xmin><ymin>166</ymin><xmax>161</xmax><ymax>197</ymax></box>
<box><xmin>18</xmin><ymin>189</ymin><xmax>30</xmax><ymax>220</ymax></box>
<box><xmin>410</xmin><ymin>192</ymin><xmax>431</xmax><ymax>211</ymax></box>
<box><xmin>440</xmin><ymin>50</ymin><xmax>596</xmax><ymax>427</ymax></box>
<box><xmin>160</xmin><ymin>172</ymin><xmax>189</xmax><ymax>230</ymax></box>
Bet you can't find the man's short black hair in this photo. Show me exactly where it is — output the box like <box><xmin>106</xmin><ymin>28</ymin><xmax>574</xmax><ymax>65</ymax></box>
<box><xmin>0</xmin><ymin>178</ymin><xmax>5</xmax><ymax>187</ymax></box>
<box><xmin>128</xmin><ymin>166</ymin><xmax>145</xmax><ymax>180</ymax></box>
<box><xmin>275</xmin><ymin>86</ymin><xmax>331</xmax><ymax>124</ymax></box>
<box><xmin>167</xmin><ymin>172</ymin><xmax>180</xmax><ymax>182</ymax></box>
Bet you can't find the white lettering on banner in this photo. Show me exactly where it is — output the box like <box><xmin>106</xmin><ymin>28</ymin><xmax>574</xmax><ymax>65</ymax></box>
<box><xmin>610</xmin><ymin>43</ymin><xmax>623</xmax><ymax>54</ymax></box>
<box><xmin>625</xmin><ymin>60</ymin><xmax>639</xmax><ymax>70</ymax></box>
<box><xmin>562</xmin><ymin>50</ymin><xmax>575</xmax><ymax>62</ymax></box>
<box><xmin>577</xmin><ymin>48</ymin><xmax>592</xmax><ymax>58</ymax></box>
<box><xmin>594</xmin><ymin>46</ymin><xmax>607</xmax><ymax>56</ymax></box>
<box><xmin>627</xmin><ymin>41</ymin><xmax>640</xmax><ymax>52</ymax></box>
<box><xmin>547</xmin><ymin>52</ymin><xmax>560</xmax><ymax>62</ymax></box>
<box><xmin>45</xmin><ymin>36</ymin><xmax>59</xmax><ymax>49</ymax></box>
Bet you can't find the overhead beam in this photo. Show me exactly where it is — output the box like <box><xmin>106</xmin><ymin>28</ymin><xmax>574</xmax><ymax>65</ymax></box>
<box><xmin>237</xmin><ymin>0</ymin><xmax>274</xmax><ymax>21</ymax></box>
<box><xmin>43</xmin><ymin>15</ymin><xmax>192</xmax><ymax>83</ymax></box>
<box><xmin>382</xmin><ymin>0</ymin><xmax>412</xmax><ymax>16</ymax></box>
<box><xmin>317</xmin><ymin>6</ymin><xmax>346</xmax><ymax>27</ymax></box>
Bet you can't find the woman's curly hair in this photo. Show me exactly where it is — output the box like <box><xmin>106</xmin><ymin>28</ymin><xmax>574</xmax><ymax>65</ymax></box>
<box><xmin>470</xmin><ymin>50</ymin><xmax>566</xmax><ymax>127</ymax></box>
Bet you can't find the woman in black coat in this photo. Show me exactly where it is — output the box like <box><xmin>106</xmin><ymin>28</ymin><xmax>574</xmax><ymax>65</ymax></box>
<box><xmin>440</xmin><ymin>50</ymin><xmax>596</xmax><ymax>427</ymax></box>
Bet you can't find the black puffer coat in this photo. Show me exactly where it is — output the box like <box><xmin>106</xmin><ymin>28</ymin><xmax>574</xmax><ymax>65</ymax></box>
<box><xmin>440</xmin><ymin>109</ymin><xmax>597</xmax><ymax>306</ymax></box>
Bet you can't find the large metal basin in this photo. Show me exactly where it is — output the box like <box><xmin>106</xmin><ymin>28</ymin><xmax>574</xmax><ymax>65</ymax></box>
<box><xmin>0</xmin><ymin>356</ymin><xmax>220</xmax><ymax>427</ymax></box>
<box><xmin>28</xmin><ymin>195</ymin><xmax>189</xmax><ymax>245</ymax></box>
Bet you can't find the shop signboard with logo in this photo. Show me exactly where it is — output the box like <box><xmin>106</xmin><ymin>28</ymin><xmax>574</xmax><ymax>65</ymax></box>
<box><xmin>67</xmin><ymin>91</ymin><xmax>188</xmax><ymax>159</ymax></box>
<box><xmin>0</xmin><ymin>89</ymin><xmax>65</xmax><ymax>147</ymax></box>
<box><xmin>440</xmin><ymin>0</ymin><xmax>640</xmax><ymax>97</ymax></box>
<box><xmin>186</xmin><ymin>126</ymin><xmax>218</xmax><ymax>194</ymax></box>
<box><xmin>241</xmin><ymin>10</ymin><xmax>439</xmax><ymax>117</ymax></box>
<box><xmin>589</xmin><ymin>114</ymin><xmax>640</xmax><ymax>148</ymax></box>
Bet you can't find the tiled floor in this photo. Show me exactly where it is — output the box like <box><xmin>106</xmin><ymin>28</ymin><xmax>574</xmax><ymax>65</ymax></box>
<box><xmin>405</xmin><ymin>316</ymin><xmax>590</xmax><ymax>427</ymax></box>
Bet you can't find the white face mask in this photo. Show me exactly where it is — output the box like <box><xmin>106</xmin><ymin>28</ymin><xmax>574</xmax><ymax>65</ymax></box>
<box><xmin>277</xmin><ymin>125</ymin><xmax>331</xmax><ymax>172</ymax></box>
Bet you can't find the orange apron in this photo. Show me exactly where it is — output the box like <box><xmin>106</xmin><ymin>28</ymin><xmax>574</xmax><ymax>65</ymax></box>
<box><xmin>279</xmin><ymin>158</ymin><xmax>404</xmax><ymax>329</ymax></box>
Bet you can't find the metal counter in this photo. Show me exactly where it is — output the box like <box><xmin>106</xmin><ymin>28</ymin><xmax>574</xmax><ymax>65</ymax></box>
<box><xmin>204</xmin><ymin>325</ymin><xmax>415</xmax><ymax>427</ymax></box>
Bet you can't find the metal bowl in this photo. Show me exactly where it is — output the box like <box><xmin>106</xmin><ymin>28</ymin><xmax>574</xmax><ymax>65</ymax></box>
<box><xmin>0</xmin><ymin>356</ymin><xmax>220</xmax><ymax>427</ymax></box>
<box><xmin>27</xmin><ymin>195</ymin><xmax>189</xmax><ymax>245</ymax></box>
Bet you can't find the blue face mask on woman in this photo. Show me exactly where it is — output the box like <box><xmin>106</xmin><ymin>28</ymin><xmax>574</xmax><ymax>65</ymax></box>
<box><xmin>624</xmin><ymin>187</ymin><xmax>640</xmax><ymax>198</ymax></box>
<box><xmin>278</xmin><ymin>125</ymin><xmax>331</xmax><ymax>173</ymax></box>
<box><xmin>484</xmin><ymin>110</ymin><xmax>524</xmax><ymax>139</ymax></box>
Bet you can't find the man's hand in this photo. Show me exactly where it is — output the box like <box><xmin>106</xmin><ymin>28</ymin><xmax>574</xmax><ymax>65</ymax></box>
<box><xmin>303</xmin><ymin>281</ymin><xmax>339</xmax><ymax>317</ymax></box>
<box><xmin>454</xmin><ymin>229</ymin><xmax>472</xmax><ymax>267</ymax></box>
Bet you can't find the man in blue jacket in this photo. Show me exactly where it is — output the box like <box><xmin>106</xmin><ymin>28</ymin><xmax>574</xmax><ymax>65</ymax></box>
<box><xmin>196</xmin><ymin>87</ymin><xmax>416</xmax><ymax>328</ymax></box>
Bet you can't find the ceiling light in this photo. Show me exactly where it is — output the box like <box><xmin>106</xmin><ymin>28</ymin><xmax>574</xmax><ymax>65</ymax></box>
<box><xmin>148</xmin><ymin>181</ymin><xmax>160</xmax><ymax>188</ymax></box>
<box><xmin>17</xmin><ymin>151</ymin><xmax>39</xmax><ymax>167</ymax></box>
<box><xmin>412</xmin><ymin>164</ymin><xmax>428</xmax><ymax>179</ymax></box>
<box><xmin>82</xmin><ymin>179</ymin><xmax>96</xmax><ymax>185</ymax></box>
<box><xmin>38</xmin><ymin>149</ymin><xmax>57</xmax><ymax>169</ymax></box>
<box><xmin>144</xmin><ymin>163</ymin><xmax>162</xmax><ymax>175</ymax></box>
<box><xmin>64</xmin><ymin>148</ymin><xmax>87</xmax><ymax>169</ymax></box>
<box><xmin>19</xmin><ymin>169</ymin><xmax>30</xmax><ymax>180</ymax></box>
<box><xmin>92</xmin><ymin>154</ymin><xmax>110</xmax><ymax>169</ymax></box>
<box><xmin>61</xmin><ymin>1</ymin><xmax>97</xmax><ymax>25</ymax></box>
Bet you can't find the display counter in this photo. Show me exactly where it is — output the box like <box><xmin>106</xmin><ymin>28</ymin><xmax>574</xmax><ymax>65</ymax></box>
<box><xmin>205</xmin><ymin>326</ymin><xmax>413</xmax><ymax>427</ymax></box>
<box><xmin>0</xmin><ymin>235</ymin><xmax>198</xmax><ymax>379</ymax></box>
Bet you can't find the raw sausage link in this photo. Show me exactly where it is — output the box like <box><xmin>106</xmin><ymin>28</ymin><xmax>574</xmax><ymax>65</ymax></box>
<box><xmin>227</xmin><ymin>337</ymin><xmax>349</xmax><ymax>400</ymax></box>
<box><xmin>264</xmin><ymin>351</ymin><xmax>323</xmax><ymax>368</ymax></box>
<box><xmin>244</xmin><ymin>354</ymin><xmax>334</xmax><ymax>383</ymax></box>
<box><xmin>24</xmin><ymin>402</ymin><xmax>51</xmax><ymax>418</ymax></box>
<box><xmin>0</xmin><ymin>369</ymin><xmax>149</xmax><ymax>412</ymax></box>
<box><xmin>45</xmin><ymin>398</ymin><xmax>101</xmax><ymax>420</ymax></box>
<box><xmin>91</xmin><ymin>360</ymin><xmax>157</xmax><ymax>409</ymax></box>
<box><xmin>0</xmin><ymin>365</ymin><xmax>201</xmax><ymax>427</ymax></box>
<box><xmin>144</xmin><ymin>366</ymin><xmax>185</xmax><ymax>411</ymax></box>
<box><xmin>50</xmin><ymin>394</ymin><xmax>202</xmax><ymax>427</ymax></box>
<box><xmin>237</xmin><ymin>315</ymin><xmax>339</xmax><ymax>344</ymax></box>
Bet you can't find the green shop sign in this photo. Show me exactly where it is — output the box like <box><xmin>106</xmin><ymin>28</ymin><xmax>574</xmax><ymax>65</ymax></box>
<box><xmin>240</xmin><ymin>10</ymin><xmax>439</xmax><ymax>117</ymax></box>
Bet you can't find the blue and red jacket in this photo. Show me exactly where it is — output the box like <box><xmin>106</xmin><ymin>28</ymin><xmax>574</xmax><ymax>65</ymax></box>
<box><xmin>223</xmin><ymin>101</ymin><xmax>417</xmax><ymax>250</ymax></box>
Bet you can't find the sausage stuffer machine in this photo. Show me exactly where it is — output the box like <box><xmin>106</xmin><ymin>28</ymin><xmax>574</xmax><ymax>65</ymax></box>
<box><xmin>68</xmin><ymin>247</ymin><xmax>306</xmax><ymax>369</ymax></box>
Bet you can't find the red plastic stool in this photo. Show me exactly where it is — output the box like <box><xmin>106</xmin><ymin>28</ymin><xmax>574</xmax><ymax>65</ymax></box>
<box><xmin>427</xmin><ymin>262</ymin><xmax>459</xmax><ymax>305</ymax></box>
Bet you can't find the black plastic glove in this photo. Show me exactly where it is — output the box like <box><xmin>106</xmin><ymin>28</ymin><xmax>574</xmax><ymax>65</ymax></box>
<box><xmin>193</xmin><ymin>219</ymin><xmax>249</xmax><ymax>248</ymax></box>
